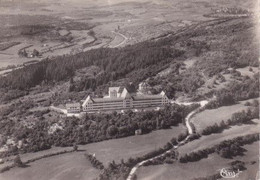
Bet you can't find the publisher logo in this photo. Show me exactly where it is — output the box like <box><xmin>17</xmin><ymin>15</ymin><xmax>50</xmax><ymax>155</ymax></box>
<box><xmin>219</xmin><ymin>168</ymin><xmax>242</xmax><ymax>178</ymax></box>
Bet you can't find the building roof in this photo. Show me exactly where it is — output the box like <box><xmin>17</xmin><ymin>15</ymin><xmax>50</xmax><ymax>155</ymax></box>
<box><xmin>109</xmin><ymin>87</ymin><xmax>120</xmax><ymax>93</ymax></box>
<box><xmin>132</xmin><ymin>94</ymin><xmax>163</xmax><ymax>100</ymax></box>
<box><xmin>93</xmin><ymin>97</ymin><xmax>125</xmax><ymax>103</ymax></box>
<box><xmin>118</xmin><ymin>87</ymin><xmax>124</xmax><ymax>93</ymax></box>
<box><xmin>119</xmin><ymin>88</ymin><xmax>131</xmax><ymax>98</ymax></box>
<box><xmin>91</xmin><ymin>94</ymin><xmax>163</xmax><ymax>103</ymax></box>
<box><xmin>66</xmin><ymin>103</ymin><xmax>81</xmax><ymax>108</ymax></box>
<box><xmin>82</xmin><ymin>95</ymin><xmax>93</xmax><ymax>107</ymax></box>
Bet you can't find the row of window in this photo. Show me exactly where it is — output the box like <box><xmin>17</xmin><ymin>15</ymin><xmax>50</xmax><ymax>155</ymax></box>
<box><xmin>68</xmin><ymin>107</ymin><xmax>80</xmax><ymax>109</ymax></box>
<box><xmin>87</xmin><ymin>99</ymin><xmax>165</xmax><ymax>106</ymax></box>
<box><xmin>82</xmin><ymin>97</ymin><xmax>170</xmax><ymax>112</ymax></box>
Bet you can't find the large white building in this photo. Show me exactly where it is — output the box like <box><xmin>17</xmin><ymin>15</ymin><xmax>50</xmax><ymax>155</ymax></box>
<box><xmin>81</xmin><ymin>87</ymin><xmax>170</xmax><ymax>113</ymax></box>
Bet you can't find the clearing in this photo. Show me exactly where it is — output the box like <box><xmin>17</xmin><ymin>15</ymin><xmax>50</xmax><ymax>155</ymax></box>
<box><xmin>190</xmin><ymin>99</ymin><xmax>258</xmax><ymax>133</ymax></box>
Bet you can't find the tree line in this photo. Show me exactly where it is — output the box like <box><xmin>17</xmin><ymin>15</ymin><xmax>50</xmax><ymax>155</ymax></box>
<box><xmin>0</xmin><ymin>104</ymin><xmax>198</xmax><ymax>158</ymax></box>
<box><xmin>179</xmin><ymin>133</ymin><xmax>259</xmax><ymax>163</ymax></box>
<box><xmin>201</xmin><ymin>107</ymin><xmax>259</xmax><ymax>135</ymax></box>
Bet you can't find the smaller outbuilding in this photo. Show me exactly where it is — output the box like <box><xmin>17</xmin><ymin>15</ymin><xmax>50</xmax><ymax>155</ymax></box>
<box><xmin>135</xmin><ymin>129</ymin><xmax>142</xmax><ymax>135</ymax></box>
<box><xmin>66</xmin><ymin>103</ymin><xmax>81</xmax><ymax>113</ymax></box>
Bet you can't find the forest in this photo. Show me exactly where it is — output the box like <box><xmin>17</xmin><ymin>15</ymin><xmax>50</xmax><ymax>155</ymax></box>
<box><xmin>0</xmin><ymin>43</ymin><xmax>184</xmax><ymax>91</ymax></box>
<box><xmin>0</xmin><ymin>104</ymin><xmax>198</xmax><ymax>158</ymax></box>
<box><xmin>204</xmin><ymin>74</ymin><xmax>259</xmax><ymax>109</ymax></box>
<box><xmin>0</xmin><ymin>17</ymin><xmax>257</xmax><ymax>102</ymax></box>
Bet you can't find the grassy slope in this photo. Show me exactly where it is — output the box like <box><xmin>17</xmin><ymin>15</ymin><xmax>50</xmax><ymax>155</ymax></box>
<box><xmin>82</xmin><ymin>125</ymin><xmax>186</xmax><ymax>166</ymax></box>
<box><xmin>0</xmin><ymin>125</ymin><xmax>185</xmax><ymax>179</ymax></box>
<box><xmin>190</xmin><ymin>99</ymin><xmax>258</xmax><ymax>133</ymax></box>
<box><xmin>137</xmin><ymin>142</ymin><xmax>259</xmax><ymax>180</ymax></box>
<box><xmin>0</xmin><ymin>151</ymin><xmax>100</xmax><ymax>180</ymax></box>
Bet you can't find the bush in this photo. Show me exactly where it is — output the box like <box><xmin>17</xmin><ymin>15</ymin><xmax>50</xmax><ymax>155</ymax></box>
<box><xmin>189</xmin><ymin>133</ymin><xmax>201</xmax><ymax>141</ymax></box>
<box><xmin>244</xmin><ymin>101</ymin><xmax>251</xmax><ymax>106</ymax></box>
<box><xmin>177</xmin><ymin>131</ymin><xmax>188</xmax><ymax>142</ymax></box>
<box><xmin>73</xmin><ymin>143</ymin><xmax>78</xmax><ymax>151</ymax></box>
<box><xmin>13</xmin><ymin>155</ymin><xmax>23</xmax><ymax>167</ymax></box>
<box><xmin>230</xmin><ymin>160</ymin><xmax>246</xmax><ymax>171</ymax></box>
<box><xmin>84</xmin><ymin>153</ymin><xmax>104</xmax><ymax>170</ymax></box>
<box><xmin>252</xmin><ymin>99</ymin><xmax>259</xmax><ymax>107</ymax></box>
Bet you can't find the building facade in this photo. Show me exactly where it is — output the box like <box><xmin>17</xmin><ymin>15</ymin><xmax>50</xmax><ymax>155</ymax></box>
<box><xmin>66</xmin><ymin>103</ymin><xmax>81</xmax><ymax>113</ymax></box>
<box><xmin>82</xmin><ymin>87</ymin><xmax>170</xmax><ymax>113</ymax></box>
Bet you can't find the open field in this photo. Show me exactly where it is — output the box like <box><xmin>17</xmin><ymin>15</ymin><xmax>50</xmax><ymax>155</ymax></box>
<box><xmin>81</xmin><ymin>125</ymin><xmax>186</xmax><ymax>166</ymax></box>
<box><xmin>0</xmin><ymin>151</ymin><xmax>100</xmax><ymax>180</ymax></box>
<box><xmin>137</xmin><ymin>141</ymin><xmax>259</xmax><ymax>180</ymax></box>
<box><xmin>190</xmin><ymin>99</ymin><xmax>258</xmax><ymax>133</ymax></box>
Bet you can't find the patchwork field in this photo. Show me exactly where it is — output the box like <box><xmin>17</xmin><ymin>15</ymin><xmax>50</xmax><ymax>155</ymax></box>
<box><xmin>0</xmin><ymin>125</ymin><xmax>185</xmax><ymax>179</ymax></box>
<box><xmin>136</xmin><ymin>117</ymin><xmax>259</xmax><ymax>180</ymax></box>
<box><xmin>0</xmin><ymin>0</ymin><xmax>256</xmax><ymax>71</ymax></box>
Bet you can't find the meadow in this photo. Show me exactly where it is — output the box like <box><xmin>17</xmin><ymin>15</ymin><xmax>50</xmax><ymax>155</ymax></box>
<box><xmin>190</xmin><ymin>98</ymin><xmax>258</xmax><ymax>133</ymax></box>
<box><xmin>0</xmin><ymin>151</ymin><xmax>100</xmax><ymax>180</ymax></box>
<box><xmin>137</xmin><ymin>141</ymin><xmax>259</xmax><ymax>180</ymax></box>
<box><xmin>80</xmin><ymin>125</ymin><xmax>186</xmax><ymax>166</ymax></box>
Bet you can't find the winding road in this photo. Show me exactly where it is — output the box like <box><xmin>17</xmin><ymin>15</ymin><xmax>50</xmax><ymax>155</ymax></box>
<box><xmin>126</xmin><ymin>100</ymin><xmax>209</xmax><ymax>180</ymax></box>
<box><xmin>109</xmin><ymin>31</ymin><xmax>128</xmax><ymax>48</ymax></box>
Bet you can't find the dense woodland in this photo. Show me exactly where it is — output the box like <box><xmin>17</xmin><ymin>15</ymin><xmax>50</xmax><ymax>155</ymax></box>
<box><xmin>0</xmin><ymin>104</ymin><xmax>198</xmax><ymax>157</ymax></box>
<box><xmin>0</xmin><ymin>44</ymin><xmax>184</xmax><ymax>91</ymax></box>
<box><xmin>0</xmin><ymin>17</ymin><xmax>258</xmax><ymax>102</ymax></box>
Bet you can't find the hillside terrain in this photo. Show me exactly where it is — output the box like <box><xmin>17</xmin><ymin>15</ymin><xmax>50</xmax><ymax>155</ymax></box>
<box><xmin>0</xmin><ymin>0</ymin><xmax>259</xmax><ymax>180</ymax></box>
